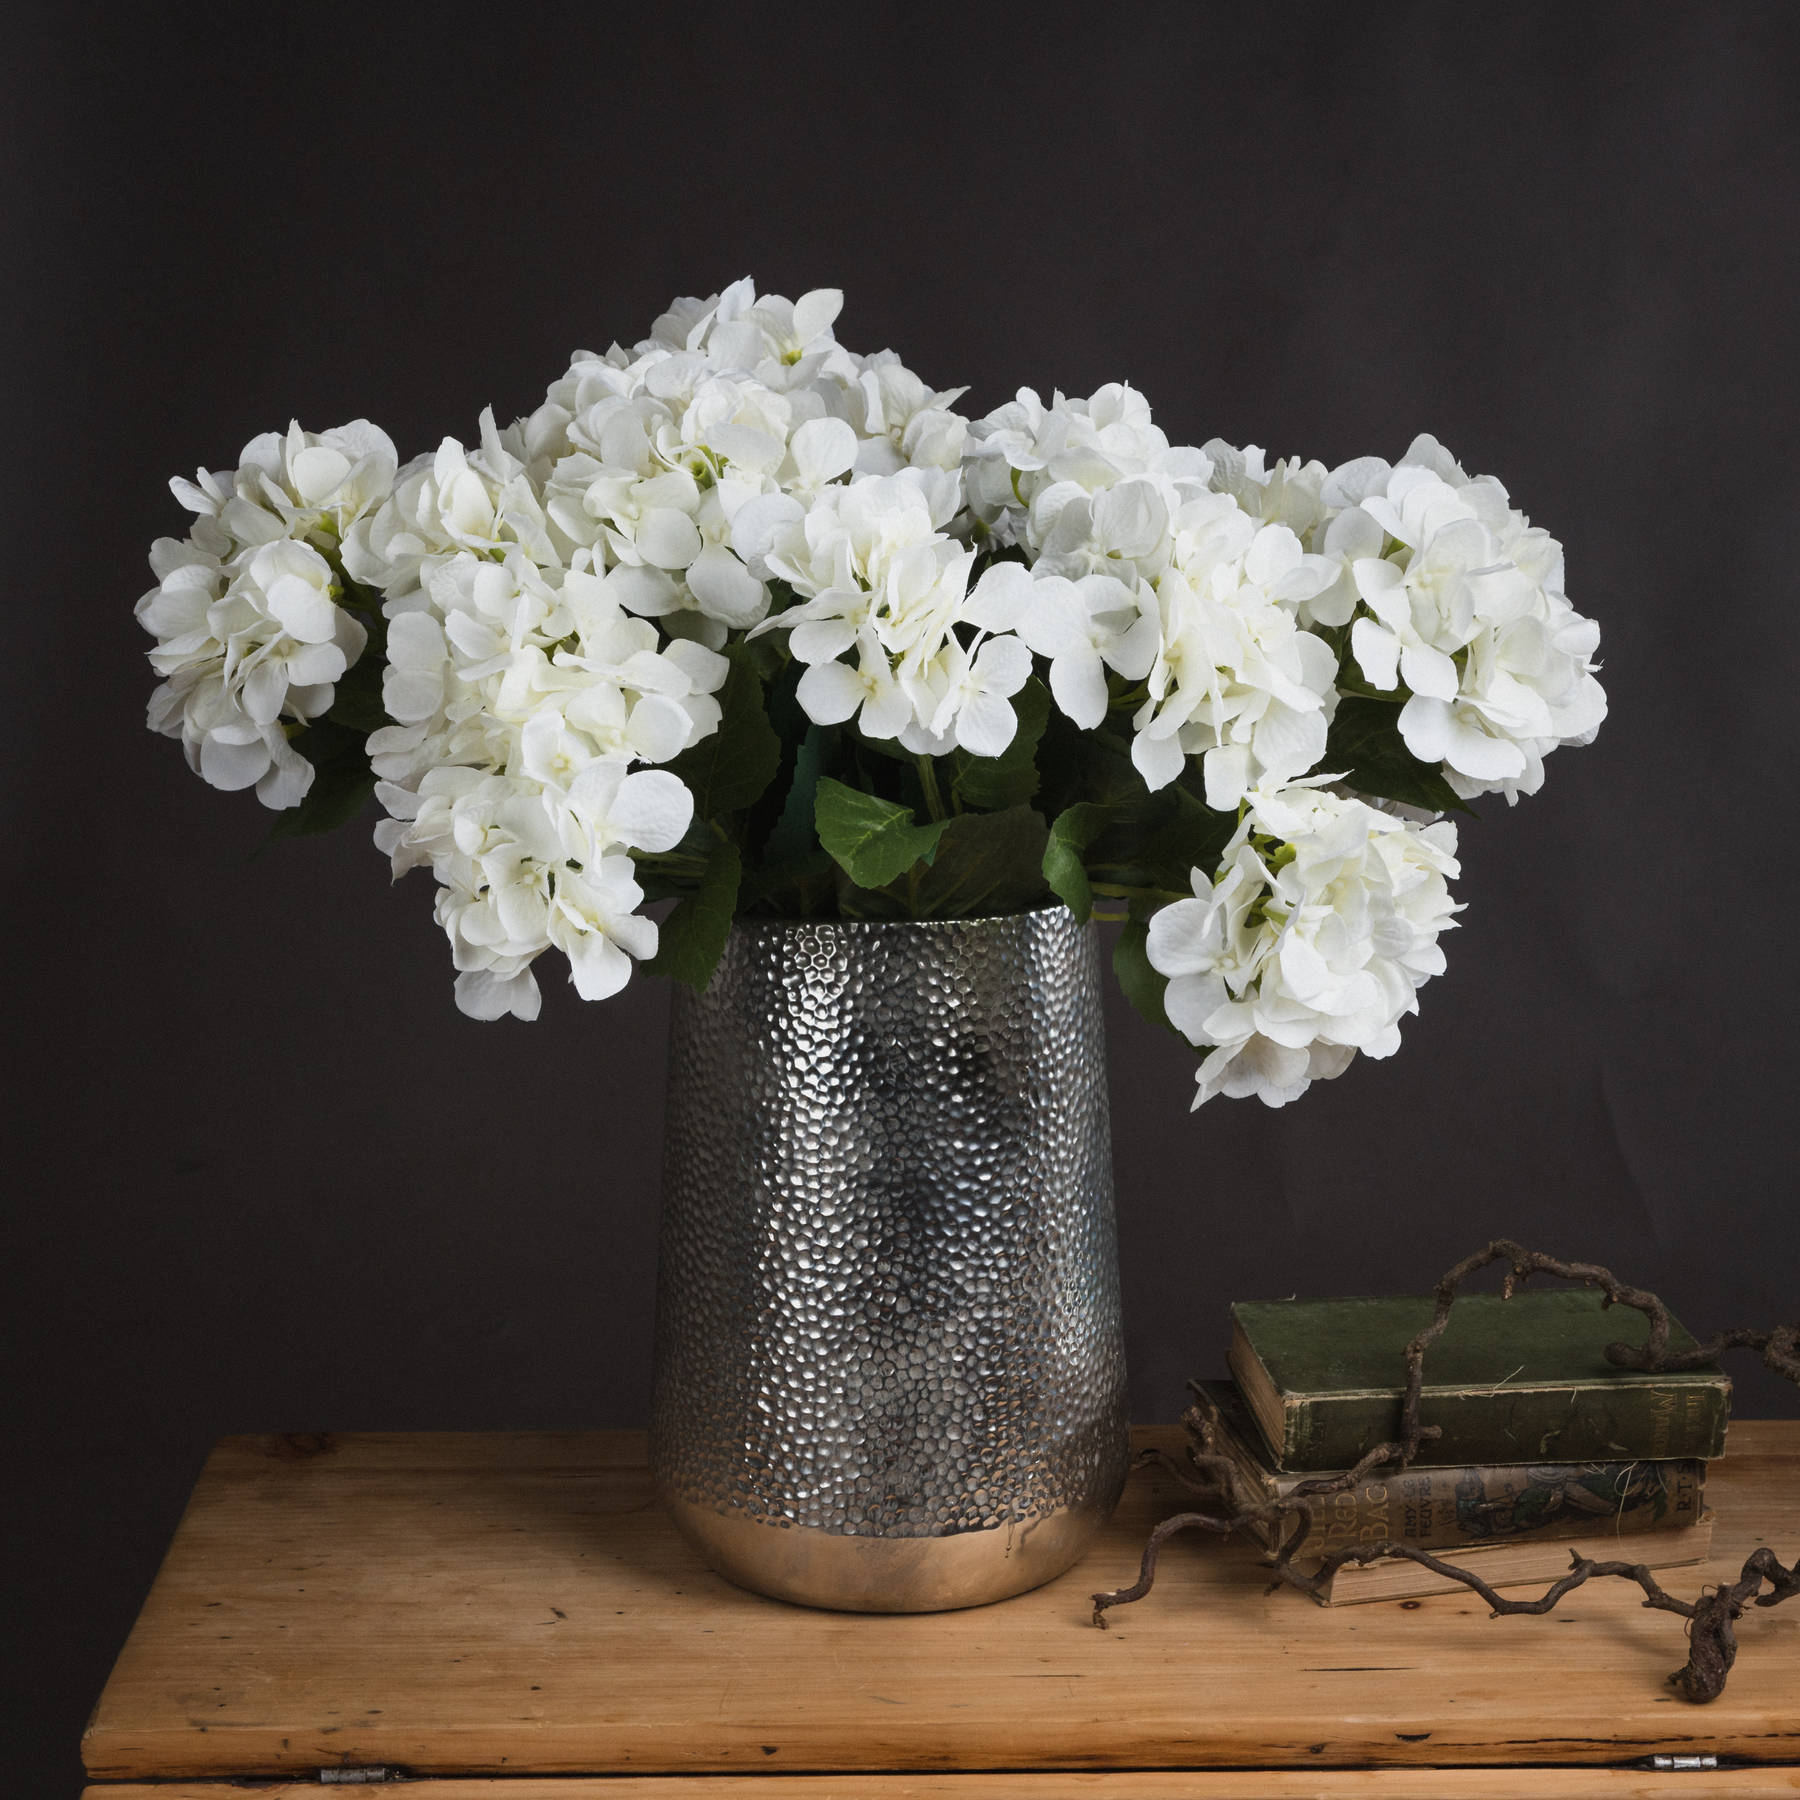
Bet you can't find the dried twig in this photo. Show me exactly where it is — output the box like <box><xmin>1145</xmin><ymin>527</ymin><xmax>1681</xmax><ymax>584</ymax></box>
<box><xmin>1091</xmin><ymin>1240</ymin><xmax>1800</xmax><ymax>1702</ymax></box>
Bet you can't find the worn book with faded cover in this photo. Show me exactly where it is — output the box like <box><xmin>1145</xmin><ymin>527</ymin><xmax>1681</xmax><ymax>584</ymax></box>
<box><xmin>1189</xmin><ymin>1380</ymin><xmax>1707</xmax><ymax>1559</ymax></box>
<box><xmin>1229</xmin><ymin>1289</ymin><xmax>1731</xmax><ymax>1472</ymax></box>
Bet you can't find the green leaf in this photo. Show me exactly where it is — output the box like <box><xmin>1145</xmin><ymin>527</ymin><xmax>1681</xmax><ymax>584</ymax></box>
<box><xmin>721</xmin><ymin>633</ymin><xmax>786</xmax><ymax>687</ymax></box>
<box><xmin>950</xmin><ymin>677</ymin><xmax>1051</xmax><ymax>812</ymax></box>
<box><xmin>742</xmin><ymin>724</ymin><xmax>839</xmax><ymax>915</ymax></box>
<box><xmin>324</xmin><ymin>672</ymin><xmax>391</xmax><ymax>735</ymax></box>
<box><xmin>1324</xmin><ymin>696</ymin><xmax>1471</xmax><ymax>815</ymax></box>
<box><xmin>644</xmin><ymin>839</ymin><xmax>742</xmax><ymax>991</ymax></box>
<box><xmin>742</xmin><ymin>847</ymin><xmax>838</xmax><ymax>917</ymax></box>
<box><xmin>850</xmin><ymin>727</ymin><xmax>923</xmax><ymax>768</ymax></box>
<box><xmin>320</xmin><ymin>621</ymin><xmax>391</xmax><ymax>734</ymax></box>
<box><xmin>260</xmin><ymin>623</ymin><xmax>392</xmax><ymax>845</ymax></box>
<box><xmin>336</xmin><ymin>574</ymin><xmax>388</xmax><ymax>618</ymax></box>
<box><xmin>911</xmin><ymin>805</ymin><xmax>1051</xmax><ymax>919</ymax></box>
<box><xmin>1035</xmin><ymin>712</ymin><xmax>1152</xmax><ymax>816</ymax></box>
<box><xmin>832</xmin><ymin>865</ymin><xmax>912</xmax><ymax>920</ymax></box>
<box><xmin>263</xmin><ymin>719</ymin><xmax>377</xmax><ymax>843</ymax></box>
<box><xmin>1051</xmin><ymin>781</ymin><xmax>1235</xmax><ymax>902</ymax></box>
<box><xmin>1120</xmin><ymin>786</ymin><xmax>1239</xmax><ymax>893</ymax></box>
<box><xmin>756</xmin><ymin>644</ymin><xmax>810</xmax><ymax>746</ymax></box>
<box><xmin>814</xmin><ymin>777</ymin><xmax>950</xmax><ymax>891</ymax></box>
<box><xmin>665</xmin><ymin>660</ymin><xmax>782</xmax><ymax>818</ymax></box>
<box><xmin>1041</xmin><ymin>802</ymin><xmax>1114</xmax><ymax>923</ymax></box>
<box><xmin>633</xmin><ymin>818</ymin><xmax>722</xmax><ymax>902</ymax></box>
<box><xmin>634</xmin><ymin>866</ymin><xmax>696</xmax><ymax>905</ymax></box>
<box><xmin>761</xmin><ymin>723</ymin><xmax>829</xmax><ymax>868</ymax></box>
<box><xmin>1113</xmin><ymin>915</ymin><xmax>1180</xmax><ymax>1038</ymax></box>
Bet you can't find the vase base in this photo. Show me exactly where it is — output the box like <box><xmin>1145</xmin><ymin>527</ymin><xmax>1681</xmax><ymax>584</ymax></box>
<box><xmin>662</xmin><ymin>1492</ymin><xmax>1113</xmax><ymax>1613</ymax></box>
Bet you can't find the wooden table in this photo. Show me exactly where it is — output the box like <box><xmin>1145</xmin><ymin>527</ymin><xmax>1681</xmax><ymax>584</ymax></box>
<box><xmin>82</xmin><ymin>1424</ymin><xmax>1800</xmax><ymax>1797</ymax></box>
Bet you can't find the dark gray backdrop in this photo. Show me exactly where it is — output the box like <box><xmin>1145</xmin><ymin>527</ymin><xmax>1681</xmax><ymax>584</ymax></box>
<box><xmin>7</xmin><ymin>5</ymin><xmax>1799</xmax><ymax>1792</ymax></box>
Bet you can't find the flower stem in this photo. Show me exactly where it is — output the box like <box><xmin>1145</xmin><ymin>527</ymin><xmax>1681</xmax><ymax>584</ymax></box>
<box><xmin>916</xmin><ymin>755</ymin><xmax>947</xmax><ymax>822</ymax></box>
<box><xmin>1091</xmin><ymin>881</ymin><xmax>1190</xmax><ymax>905</ymax></box>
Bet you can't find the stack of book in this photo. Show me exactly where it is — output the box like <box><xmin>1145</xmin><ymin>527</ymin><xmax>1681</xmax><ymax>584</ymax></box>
<box><xmin>1201</xmin><ymin>1289</ymin><xmax>1730</xmax><ymax>1604</ymax></box>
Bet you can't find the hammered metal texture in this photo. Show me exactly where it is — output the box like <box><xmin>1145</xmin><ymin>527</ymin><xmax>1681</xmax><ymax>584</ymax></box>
<box><xmin>649</xmin><ymin>905</ymin><xmax>1128</xmax><ymax>1607</ymax></box>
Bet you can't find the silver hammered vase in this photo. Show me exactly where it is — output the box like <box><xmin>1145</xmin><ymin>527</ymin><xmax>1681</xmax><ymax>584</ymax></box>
<box><xmin>649</xmin><ymin>903</ymin><xmax>1130</xmax><ymax>1613</ymax></box>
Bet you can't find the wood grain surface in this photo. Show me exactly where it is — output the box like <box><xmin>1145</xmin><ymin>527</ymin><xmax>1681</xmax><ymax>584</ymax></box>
<box><xmin>79</xmin><ymin>1773</ymin><xmax>1800</xmax><ymax>1798</ymax></box>
<box><xmin>82</xmin><ymin>1424</ymin><xmax>1800</xmax><ymax>1782</ymax></box>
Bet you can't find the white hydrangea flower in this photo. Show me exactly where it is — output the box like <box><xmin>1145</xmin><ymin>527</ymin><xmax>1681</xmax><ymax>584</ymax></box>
<box><xmin>138</xmin><ymin>290</ymin><xmax>1604</xmax><ymax>1070</ymax></box>
<box><xmin>136</xmin><ymin>421</ymin><xmax>395</xmax><ymax>808</ymax></box>
<box><xmin>966</xmin><ymin>383</ymin><xmax>1211</xmax><ymax>547</ymax></box>
<box><xmin>349</xmin><ymin>280</ymin><xmax>984</xmax><ymax>1019</ymax></box>
<box><xmin>918</xmin><ymin>631</ymin><xmax>1036</xmax><ymax>758</ymax></box>
<box><xmin>1129</xmin><ymin>495</ymin><xmax>1340</xmax><ymax>807</ymax></box>
<box><xmin>503</xmin><ymin>278</ymin><xmax>962</xmax><ymax>653</ymax></box>
<box><xmin>347</xmin><ymin>405</ymin><xmax>726</xmax><ymax>1021</ymax></box>
<box><xmin>1203</xmin><ymin>440</ymin><xmax>1331</xmax><ymax>542</ymax></box>
<box><xmin>379</xmin><ymin>553</ymin><xmax>726</xmax><ymax>779</ymax></box>
<box><xmin>375</xmin><ymin>758</ymin><xmax>690</xmax><ymax>1023</ymax></box>
<box><xmin>342</xmin><ymin>409</ymin><xmax>554</xmax><ymax>604</ymax></box>
<box><xmin>1005</xmin><ymin>567</ymin><xmax>1157</xmax><ymax>728</ymax></box>
<box><xmin>973</xmin><ymin>399</ymin><xmax>1602</xmax><ymax>812</ymax></box>
<box><xmin>365</xmin><ymin>542</ymin><xmax>723</xmax><ymax>1018</ymax></box>
<box><xmin>169</xmin><ymin>418</ymin><xmax>400</xmax><ymax>558</ymax></box>
<box><xmin>1323</xmin><ymin>435</ymin><xmax>1607</xmax><ymax>802</ymax></box>
<box><xmin>967</xmin><ymin>392</ymin><xmax>1339</xmax><ymax>803</ymax></box>
<box><xmin>848</xmin><ymin>350</ymin><xmax>971</xmax><ymax>475</ymax></box>
<box><xmin>749</xmin><ymin>467</ymin><xmax>1035</xmax><ymax>754</ymax></box>
<box><xmin>792</xmin><ymin>629</ymin><xmax>913</xmax><ymax>739</ymax></box>
<box><xmin>1145</xmin><ymin>782</ymin><xmax>1462</xmax><ymax>1108</ymax></box>
<box><xmin>1200</xmin><ymin>440</ymin><xmax>1355</xmax><ymax>626</ymax></box>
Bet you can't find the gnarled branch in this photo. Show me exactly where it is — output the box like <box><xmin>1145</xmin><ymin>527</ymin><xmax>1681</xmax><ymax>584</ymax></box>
<box><xmin>1091</xmin><ymin>1240</ymin><xmax>1800</xmax><ymax>1703</ymax></box>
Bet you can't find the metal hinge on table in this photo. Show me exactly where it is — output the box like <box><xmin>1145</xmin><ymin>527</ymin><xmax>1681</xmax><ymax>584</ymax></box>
<box><xmin>1642</xmin><ymin>1755</ymin><xmax>1721</xmax><ymax>1771</ymax></box>
<box><xmin>319</xmin><ymin>1768</ymin><xmax>406</xmax><ymax>1785</ymax></box>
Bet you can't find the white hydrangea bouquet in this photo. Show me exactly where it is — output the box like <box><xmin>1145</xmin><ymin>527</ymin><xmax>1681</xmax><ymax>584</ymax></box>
<box><xmin>135</xmin><ymin>280</ymin><xmax>1605</xmax><ymax>1110</ymax></box>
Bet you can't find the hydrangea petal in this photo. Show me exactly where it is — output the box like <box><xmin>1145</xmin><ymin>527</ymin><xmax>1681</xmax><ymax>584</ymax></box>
<box><xmin>1351</xmin><ymin>619</ymin><xmax>1401</xmax><ymax>690</ymax></box>
<box><xmin>685</xmin><ymin>545</ymin><xmax>767</xmax><ymax>627</ymax></box>
<box><xmin>454</xmin><ymin>967</ymin><xmax>542</xmax><ymax>1021</ymax></box>
<box><xmin>790</xmin><ymin>416</ymin><xmax>858</xmax><ymax>489</ymax></box>
<box><xmin>634</xmin><ymin>508</ymin><xmax>703</xmax><ymax>570</ymax></box>
<box><xmin>795</xmin><ymin>659</ymin><xmax>867</xmax><ymax>726</ymax></box>
<box><xmin>605</xmin><ymin>768</ymin><xmax>695</xmax><ymax>854</ymax></box>
<box><xmin>952</xmin><ymin>689</ymin><xmax>1018</xmax><ymax>759</ymax></box>
<box><xmin>198</xmin><ymin>733</ymin><xmax>270</xmax><ymax>792</ymax></box>
<box><xmin>564</xmin><ymin>930</ymin><xmax>632</xmax><ymax>1003</ymax></box>
<box><xmin>962</xmin><ymin>561</ymin><xmax>1038</xmax><ymax>634</ymax></box>
<box><xmin>1049</xmin><ymin>642</ymin><xmax>1109</xmax><ymax>729</ymax></box>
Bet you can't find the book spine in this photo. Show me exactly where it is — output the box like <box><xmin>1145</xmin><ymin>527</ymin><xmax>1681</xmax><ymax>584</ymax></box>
<box><xmin>1274</xmin><ymin>1458</ymin><xmax>1704</xmax><ymax>1559</ymax></box>
<box><xmin>1279</xmin><ymin>1378</ymin><xmax>1730</xmax><ymax>1472</ymax></box>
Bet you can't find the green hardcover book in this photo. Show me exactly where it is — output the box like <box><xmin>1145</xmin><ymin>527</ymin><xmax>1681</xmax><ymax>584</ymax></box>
<box><xmin>1228</xmin><ymin>1289</ymin><xmax>1731</xmax><ymax>1472</ymax></box>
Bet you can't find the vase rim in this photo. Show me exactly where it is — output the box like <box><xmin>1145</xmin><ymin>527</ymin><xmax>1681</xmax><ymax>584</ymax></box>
<box><xmin>727</xmin><ymin>901</ymin><xmax>1079</xmax><ymax>935</ymax></box>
